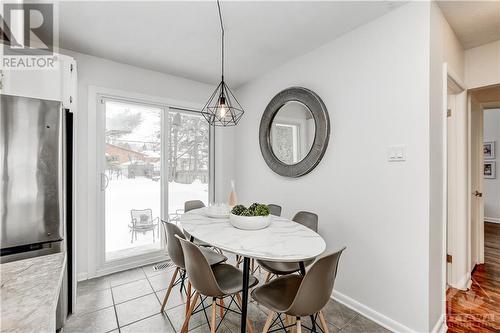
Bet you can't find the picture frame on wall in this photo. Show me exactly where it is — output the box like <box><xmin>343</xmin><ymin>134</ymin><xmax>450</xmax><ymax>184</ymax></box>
<box><xmin>484</xmin><ymin>161</ymin><xmax>496</xmax><ymax>179</ymax></box>
<box><xmin>483</xmin><ymin>141</ymin><xmax>495</xmax><ymax>159</ymax></box>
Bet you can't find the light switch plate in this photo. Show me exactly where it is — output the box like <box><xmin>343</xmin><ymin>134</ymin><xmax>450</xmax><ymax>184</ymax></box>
<box><xmin>387</xmin><ymin>145</ymin><xmax>406</xmax><ymax>162</ymax></box>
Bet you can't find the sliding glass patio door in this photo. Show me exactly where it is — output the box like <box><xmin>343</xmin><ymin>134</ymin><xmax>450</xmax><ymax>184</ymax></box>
<box><xmin>98</xmin><ymin>96</ymin><xmax>210</xmax><ymax>268</ymax></box>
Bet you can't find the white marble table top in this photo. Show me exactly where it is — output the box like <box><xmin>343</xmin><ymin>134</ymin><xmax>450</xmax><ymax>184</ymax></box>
<box><xmin>180</xmin><ymin>208</ymin><xmax>326</xmax><ymax>262</ymax></box>
<box><xmin>1</xmin><ymin>253</ymin><xmax>66</xmax><ymax>333</ymax></box>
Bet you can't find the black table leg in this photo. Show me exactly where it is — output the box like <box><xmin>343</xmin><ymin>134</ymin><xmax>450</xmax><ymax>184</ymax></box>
<box><xmin>298</xmin><ymin>261</ymin><xmax>315</xmax><ymax>331</ymax></box>
<box><xmin>299</xmin><ymin>261</ymin><xmax>306</xmax><ymax>275</ymax></box>
<box><xmin>241</xmin><ymin>257</ymin><xmax>250</xmax><ymax>333</ymax></box>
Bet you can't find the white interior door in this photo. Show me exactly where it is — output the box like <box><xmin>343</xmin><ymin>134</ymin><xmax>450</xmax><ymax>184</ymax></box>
<box><xmin>470</xmin><ymin>97</ymin><xmax>485</xmax><ymax>268</ymax></box>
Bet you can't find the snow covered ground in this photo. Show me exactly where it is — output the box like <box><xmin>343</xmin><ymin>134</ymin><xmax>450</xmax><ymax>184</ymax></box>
<box><xmin>105</xmin><ymin>177</ymin><xmax>208</xmax><ymax>260</ymax></box>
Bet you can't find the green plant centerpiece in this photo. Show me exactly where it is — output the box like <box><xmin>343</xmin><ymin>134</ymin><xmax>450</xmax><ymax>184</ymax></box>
<box><xmin>229</xmin><ymin>203</ymin><xmax>271</xmax><ymax>230</ymax></box>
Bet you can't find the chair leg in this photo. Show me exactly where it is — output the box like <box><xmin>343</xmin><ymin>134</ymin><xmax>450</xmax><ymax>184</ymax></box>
<box><xmin>181</xmin><ymin>292</ymin><xmax>199</xmax><ymax>333</ymax></box>
<box><xmin>185</xmin><ymin>281</ymin><xmax>192</xmax><ymax>315</ymax></box>
<box><xmin>318</xmin><ymin>311</ymin><xmax>330</xmax><ymax>333</ymax></box>
<box><xmin>219</xmin><ymin>298</ymin><xmax>225</xmax><ymax>317</ymax></box>
<box><xmin>152</xmin><ymin>229</ymin><xmax>155</xmax><ymax>242</ymax></box>
<box><xmin>296</xmin><ymin>318</ymin><xmax>302</xmax><ymax>333</ymax></box>
<box><xmin>262</xmin><ymin>311</ymin><xmax>275</xmax><ymax>333</ymax></box>
<box><xmin>180</xmin><ymin>270</ymin><xmax>186</xmax><ymax>293</ymax></box>
<box><xmin>265</xmin><ymin>272</ymin><xmax>272</xmax><ymax>283</ymax></box>
<box><xmin>161</xmin><ymin>267</ymin><xmax>179</xmax><ymax>312</ymax></box>
<box><xmin>236</xmin><ymin>293</ymin><xmax>255</xmax><ymax>333</ymax></box>
<box><xmin>211</xmin><ymin>299</ymin><xmax>217</xmax><ymax>333</ymax></box>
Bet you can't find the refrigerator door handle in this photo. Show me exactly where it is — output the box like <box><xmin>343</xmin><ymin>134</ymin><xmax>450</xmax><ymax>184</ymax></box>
<box><xmin>101</xmin><ymin>173</ymin><xmax>109</xmax><ymax>191</ymax></box>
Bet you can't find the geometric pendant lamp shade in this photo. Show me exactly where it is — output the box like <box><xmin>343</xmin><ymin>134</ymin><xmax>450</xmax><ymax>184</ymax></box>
<box><xmin>201</xmin><ymin>0</ymin><xmax>245</xmax><ymax>127</ymax></box>
<box><xmin>201</xmin><ymin>79</ymin><xmax>244</xmax><ymax>126</ymax></box>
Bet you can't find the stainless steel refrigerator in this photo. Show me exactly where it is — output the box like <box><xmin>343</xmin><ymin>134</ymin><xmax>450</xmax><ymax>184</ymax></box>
<box><xmin>1</xmin><ymin>94</ymin><xmax>70</xmax><ymax>328</ymax></box>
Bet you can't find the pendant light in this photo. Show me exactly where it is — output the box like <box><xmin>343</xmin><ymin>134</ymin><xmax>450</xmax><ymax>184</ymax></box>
<box><xmin>201</xmin><ymin>0</ymin><xmax>244</xmax><ymax>126</ymax></box>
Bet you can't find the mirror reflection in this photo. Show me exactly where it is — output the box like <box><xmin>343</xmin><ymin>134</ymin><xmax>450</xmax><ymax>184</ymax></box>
<box><xmin>270</xmin><ymin>101</ymin><xmax>315</xmax><ymax>165</ymax></box>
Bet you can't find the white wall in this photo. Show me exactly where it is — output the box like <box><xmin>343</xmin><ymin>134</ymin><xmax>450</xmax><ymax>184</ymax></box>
<box><xmin>465</xmin><ymin>40</ymin><xmax>500</xmax><ymax>89</ymax></box>
<box><xmin>60</xmin><ymin>49</ymin><xmax>234</xmax><ymax>278</ymax></box>
<box><xmin>232</xmin><ymin>3</ymin><xmax>434</xmax><ymax>332</ymax></box>
<box><xmin>484</xmin><ymin>109</ymin><xmax>500</xmax><ymax>221</ymax></box>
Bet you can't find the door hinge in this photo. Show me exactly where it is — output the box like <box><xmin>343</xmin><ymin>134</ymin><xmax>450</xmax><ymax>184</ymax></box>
<box><xmin>447</xmin><ymin>254</ymin><xmax>453</xmax><ymax>263</ymax></box>
<box><xmin>447</xmin><ymin>109</ymin><xmax>452</xmax><ymax>118</ymax></box>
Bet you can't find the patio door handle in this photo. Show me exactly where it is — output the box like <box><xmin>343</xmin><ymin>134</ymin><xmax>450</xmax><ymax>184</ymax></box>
<box><xmin>474</xmin><ymin>190</ymin><xmax>483</xmax><ymax>197</ymax></box>
<box><xmin>101</xmin><ymin>173</ymin><xmax>109</xmax><ymax>191</ymax></box>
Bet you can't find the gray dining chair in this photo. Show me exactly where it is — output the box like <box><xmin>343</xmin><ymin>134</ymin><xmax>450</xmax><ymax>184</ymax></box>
<box><xmin>185</xmin><ymin>200</ymin><xmax>205</xmax><ymax>212</ymax></box>
<box><xmin>257</xmin><ymin>211</ymin><xmax>318</xmax><ymax>281</ymax></box>
<box><xmin>177</xmin><ymin>235</ymin><xmax>259</xmax><ymax>333</ymax></box>
<box><xmin>267</xmin><ymin>204</ymin><xmax>282</xmax><ymax>216</ymax></box>
<box><xmin>252</xmin><ymin>248</ymin><xmax>346</xmax><ymax>333</ymax></box>
<box><xmin>160</xmin><ymin>220</ymin><xmax>227</xmax><ymax>314</ymax></box>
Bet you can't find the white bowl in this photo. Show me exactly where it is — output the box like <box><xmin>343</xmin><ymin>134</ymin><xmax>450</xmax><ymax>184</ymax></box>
<box><xmin>229</xmin><ymin>213</ymin><xmax>271</xmax><ymax>230</ymax></box>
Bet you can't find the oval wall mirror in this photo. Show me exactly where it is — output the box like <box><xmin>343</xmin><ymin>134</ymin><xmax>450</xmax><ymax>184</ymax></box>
<box><xmin>259</xmin><ymin>87</ymin><xmax>330</xmax><ymax>177</ymax></box>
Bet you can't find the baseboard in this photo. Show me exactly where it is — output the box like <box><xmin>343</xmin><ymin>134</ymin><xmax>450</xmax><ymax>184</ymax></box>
<box><xmin>331</xmin><ymin>290</ymin><xmax>416</xmax><ymax>333</ymax></box>
<box><xmin>77</xmin><ymin>272</ymin><xmax>88</xmax><ymax>282</ymax></box>
<box><xmin>431</xmin><ymin>314</ymin><xmax>447</xmax><ymax>333</ymax></box>
<box><xmin>485</xmin><ymin>217</ymin><xmax>500</xmax><ymax>224</ymax></box>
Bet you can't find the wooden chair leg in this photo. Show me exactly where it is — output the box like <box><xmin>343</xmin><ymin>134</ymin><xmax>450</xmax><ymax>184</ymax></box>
<box><xmin>211</xmin><ymin>299</ymin><xmax>217</xmax><ymax>333</ymax></box>
<box><xmin>265</xmin><ymin>272</ymin><xmax>272</xmax><ymax>283</ymax></box>
<box><xmin>185</xmin><ymin>281</ymin><xmax>192</xmax><ymax>315</ymax></box>
<box><xmin>318</xmin><ymin>311</ymin><xmax>330</xmax><ymax>333</ymax></box>
<box><xmin>180</xmin><ymin>292</ymin><xmax>199</xmax><ymax>333</ymax></box>
<box><xmin>296</xmin><ymin>318</ymin><xmax>302</xmax><ymax>333</ymax></box>
<box><xmin>161</xmin><ymin>267</ymin><xmax>179</xmax><ymax>312</ymax></box>
<box><xmin>219</xmin><ymin>298</ymin><xmax>225</xmax><ymax>317</ymax></box>
<box><xmin>235</xmin><ymin>293</ymin><xmax>255</xmax><ymax>333</ymax></box>
<box><xmin>262</xmin><ymin>311</ymin><xmax>275</xmax><ymax>333</ymax></box>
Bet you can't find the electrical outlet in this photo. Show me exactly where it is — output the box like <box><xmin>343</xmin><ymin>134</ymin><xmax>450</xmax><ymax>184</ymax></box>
<box><xmin>387</xmin><ymin>145</ymin><xmax>406</xmax><ymax>162</ymax></box>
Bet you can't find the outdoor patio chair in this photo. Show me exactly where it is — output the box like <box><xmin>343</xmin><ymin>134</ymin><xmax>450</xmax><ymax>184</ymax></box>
<box><xmin>129</xmin><ymin>208</ymin><xmax>160</xmax><ymax>243</ymax></box>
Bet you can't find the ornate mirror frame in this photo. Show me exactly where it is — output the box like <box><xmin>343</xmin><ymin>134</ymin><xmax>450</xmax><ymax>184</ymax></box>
<box><xmin>259</xmin><ymin>87</ymin><xmax>330</xmax><ymax>178</ymax></box>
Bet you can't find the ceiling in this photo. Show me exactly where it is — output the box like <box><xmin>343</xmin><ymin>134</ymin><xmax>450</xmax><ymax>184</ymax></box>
<box><xmin>59</xmin><ymin>1</ymin><xmax>403</xmax><ymax>87</ymax></box>
<box><xmin>437</xmin><ymin>0</ymin><xmax>500</xmax><ymax>50</ymax></box>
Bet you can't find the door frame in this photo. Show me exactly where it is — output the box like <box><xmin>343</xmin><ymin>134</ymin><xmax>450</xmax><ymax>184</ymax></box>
<box><xmin>443</xmin><ymin>64</ymin><xmax>468</xmax><ymax>292</ymax></box>
<box><xmin>86</xmin><ymin>85</ymin><xmax>212</xmax><ymax>278</ymax></box>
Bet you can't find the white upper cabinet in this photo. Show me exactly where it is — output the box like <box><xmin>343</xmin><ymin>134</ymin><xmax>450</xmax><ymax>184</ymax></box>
<box><xmin>1</xmin><ymin>53</ymin><xmax>77</xmax><ymax>111</ymax></box>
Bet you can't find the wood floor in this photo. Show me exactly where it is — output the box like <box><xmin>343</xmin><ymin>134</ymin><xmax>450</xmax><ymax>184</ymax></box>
<box><xmin>447</xmin><ymin>222</ymin><xmax>500</xmax><ymax>333</ymax></box>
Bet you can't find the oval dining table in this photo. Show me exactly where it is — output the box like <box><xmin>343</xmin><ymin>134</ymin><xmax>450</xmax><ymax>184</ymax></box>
<box><xmin>180</xmin><ymin>208</ymin><xmax>326</xmax><ymax>333</ymax></box>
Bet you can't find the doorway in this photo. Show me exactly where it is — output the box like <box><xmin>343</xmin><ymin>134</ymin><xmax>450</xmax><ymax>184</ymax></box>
<box><xmin>95</xmin><ymin>94</ymin><xmax>212</xmax><ymax>273</ymax></box>
<box><xmin>446</xmin><ymin>84</ymin><xmax>500</xmax><ymax>332</ymax></box>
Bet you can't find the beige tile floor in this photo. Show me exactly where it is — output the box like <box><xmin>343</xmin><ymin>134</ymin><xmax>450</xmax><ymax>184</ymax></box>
<box><xmin>66</xmin><ymin>258</ymin><xmax>390</xmax><ymax>333</ymax></box>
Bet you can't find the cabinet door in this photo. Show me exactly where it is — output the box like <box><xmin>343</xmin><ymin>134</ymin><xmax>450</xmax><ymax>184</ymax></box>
<box><xmin>61</xmin><ymin>57</ymin><xmax>77</xmax><ymax>111</ymax></box>
<box><xmin>0</xmin><ymin>54</ymin><xmax>76</xmax><ymax>104</ymax></box>
<box><xmin>0</xmin><ymin>67</ymin><xmax>61</xmax><ymax>101</ymax></box>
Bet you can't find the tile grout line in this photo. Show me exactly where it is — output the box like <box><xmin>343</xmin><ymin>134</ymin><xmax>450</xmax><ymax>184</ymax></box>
<box><xmin>110</xmin><ymin>286</ymin><xmax>122</xmax><ymax>333</ymax></box>
<box><xmin>338</xmin><ymin>313</ymin><xmax>359</xmax><ymax>331</ymax></box>
<box><xmin>143</xmin><ymin>266</ymin><xmax>179</xmax><ymax>333</ymax></box>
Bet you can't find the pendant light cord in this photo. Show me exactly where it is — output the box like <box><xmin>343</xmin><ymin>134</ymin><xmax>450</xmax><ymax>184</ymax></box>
<box><xmin>217</xmin><ymin>0</ymin><xmax>224</xmax><ymax>81</ymax></box>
